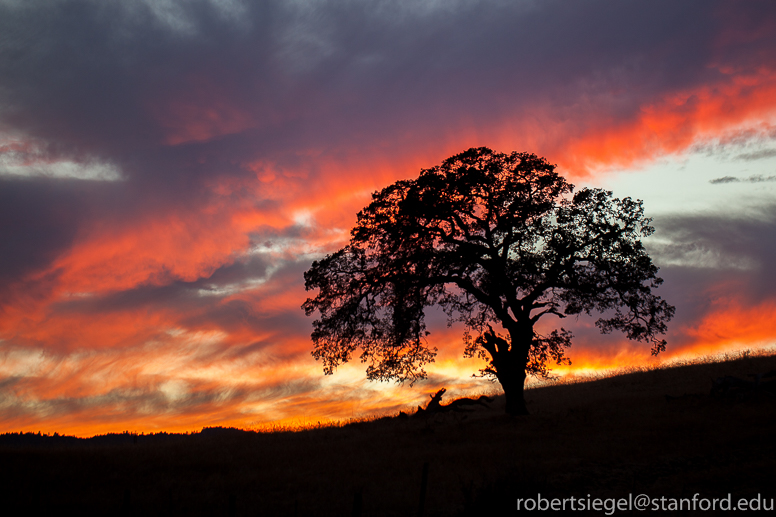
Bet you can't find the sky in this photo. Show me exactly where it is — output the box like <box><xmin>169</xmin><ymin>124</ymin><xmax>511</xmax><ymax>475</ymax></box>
<box><xmin>1</xmin><ymin>0</ymin><xmax>776</xmax><ymax>436</ymax></box>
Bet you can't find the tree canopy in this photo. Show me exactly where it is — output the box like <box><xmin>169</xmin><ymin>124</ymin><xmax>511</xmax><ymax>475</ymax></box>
<box><xmin>302</xmin><ymin>147</ymin><xmax>674</xmax><ymax>414</ymax></box>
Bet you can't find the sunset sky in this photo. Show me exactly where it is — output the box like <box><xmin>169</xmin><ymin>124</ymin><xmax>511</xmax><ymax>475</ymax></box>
<box><xmin>2</xmin><ymin>0</ymin><xmax>776</xmax><ymax>436</ymax></box>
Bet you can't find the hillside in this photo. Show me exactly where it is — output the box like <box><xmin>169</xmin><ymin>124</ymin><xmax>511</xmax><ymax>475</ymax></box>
<box><xmin>1</xmin><ymin>353</ymin><xmax>775</xmax><ymax>516</ymax></box>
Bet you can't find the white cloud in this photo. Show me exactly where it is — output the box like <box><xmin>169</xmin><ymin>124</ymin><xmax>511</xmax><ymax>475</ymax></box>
<box><xmin>0</xmin><ymin>136</ymin><xmax>124</xmax><ymax>181</ymax></box>
<box><xmin>589</xmin><ymin>141</ymin><xmax>776</xmax><ymax>217</ymax></box>
<box><xmin>645</xmin><ymin>236</ymin><xmax>758</xmax><ymax>271</ymax></box>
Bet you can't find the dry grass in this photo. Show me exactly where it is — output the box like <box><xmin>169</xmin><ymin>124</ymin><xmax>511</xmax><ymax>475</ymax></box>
<box><xmin>1</xmin><ymin>352</ymin><xmax>775</xmax><ymax>516</ymax></box>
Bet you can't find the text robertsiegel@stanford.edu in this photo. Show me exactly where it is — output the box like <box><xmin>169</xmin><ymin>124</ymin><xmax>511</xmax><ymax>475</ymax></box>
<box><xmin>516</xmin><ymin>493</ymin><xmax>774</xmax><ymax>514</ymax></box>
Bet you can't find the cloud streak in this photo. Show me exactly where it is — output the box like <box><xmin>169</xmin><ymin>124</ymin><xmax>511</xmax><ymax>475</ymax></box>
<box><xmin>710</xmin><ymin>174</ymin><xmax>776</xmax><ymax>184</ymax></box>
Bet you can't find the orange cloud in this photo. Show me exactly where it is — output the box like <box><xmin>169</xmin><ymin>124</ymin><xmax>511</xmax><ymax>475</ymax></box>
<box><xmin>32</xmin><ymin>182</ymin><xmax>311</xmax><ymax>300</ymax></box>
<box><xmin>533</xmin><ymin>296</ymin><xmax>776</xmax><ymax>379</ymax></box>
<box><xmin>680</xmin><ymin>298</ymin><xmax>776</xmax><ymax>354</ymax></box>
<box><xmin>550</xmin><ymin>67</ymin><xmax>776</xmax><ymax>177</ymax></box>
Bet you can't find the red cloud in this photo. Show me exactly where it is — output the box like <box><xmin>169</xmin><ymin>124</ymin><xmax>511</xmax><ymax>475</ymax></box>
<box><xmin>549</xmin><ymin>67</ymin><xmax>776</xmax><ymax>177</ymax></box>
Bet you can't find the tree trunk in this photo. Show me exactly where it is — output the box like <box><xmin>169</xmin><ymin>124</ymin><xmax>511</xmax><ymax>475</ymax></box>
<box><xmin>495</xmin><ymin>355</ymin><xmax>529</xmax><ymax>415</ymax></box>
<box><xmin>500</xmin><ymin>367</ymin><xmax>529</xmax><ymax>415</ymax></box>
<box><xmin>480</xmin><ymin>325</ymin><xmax>532</xmax><ymax>415</ymax></box>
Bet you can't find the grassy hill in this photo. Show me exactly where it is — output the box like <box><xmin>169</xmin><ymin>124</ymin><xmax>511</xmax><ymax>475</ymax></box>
<box><xmin>1</xmin><ymin>352</ymin><xmax>775</xmax><ymax>516</ymax></box>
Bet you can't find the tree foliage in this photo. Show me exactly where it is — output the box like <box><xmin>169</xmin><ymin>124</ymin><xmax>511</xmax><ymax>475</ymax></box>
<box><xmin>303</xmin><ymin>147</ymin><xmax>674</xmax><ymax>395</ymax></box>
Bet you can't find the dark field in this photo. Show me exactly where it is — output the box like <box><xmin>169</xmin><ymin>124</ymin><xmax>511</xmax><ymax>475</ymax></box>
<box><xmin>2</xmin><ymin>353</ymin><xmax>775</xmax><ymax>516</ymax></box>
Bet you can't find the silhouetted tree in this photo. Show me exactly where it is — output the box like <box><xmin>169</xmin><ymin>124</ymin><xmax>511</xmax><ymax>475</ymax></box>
<box><xmin>302</xmin><ymin>147</ymin><xmax>674</xmax><ymax>414</ymax></box>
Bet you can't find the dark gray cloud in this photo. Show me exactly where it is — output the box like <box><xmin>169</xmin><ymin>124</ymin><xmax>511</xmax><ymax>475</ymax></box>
<box><xmin>709</xmin><ymin>174</ymin><xmax>776</xmax><ymax>184</ymax></box>
<box><xmin>735</xmin><ymin>149</ymin><xmax>776</xmax><ymax>162</ymax></box>
<box><xmin>0</xmin><ymin>0</ymin><xmax>752</xmax><ymax>158</ymax></box>
<box><xmin>0</xmin><ymin>177</ymin><xmax>98</xmax><ymax>291</ymax></box>
<box><xmin>650</xmin><ymin>206</ymin><xmax>776</xmax><ymax>330</ymax></box>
